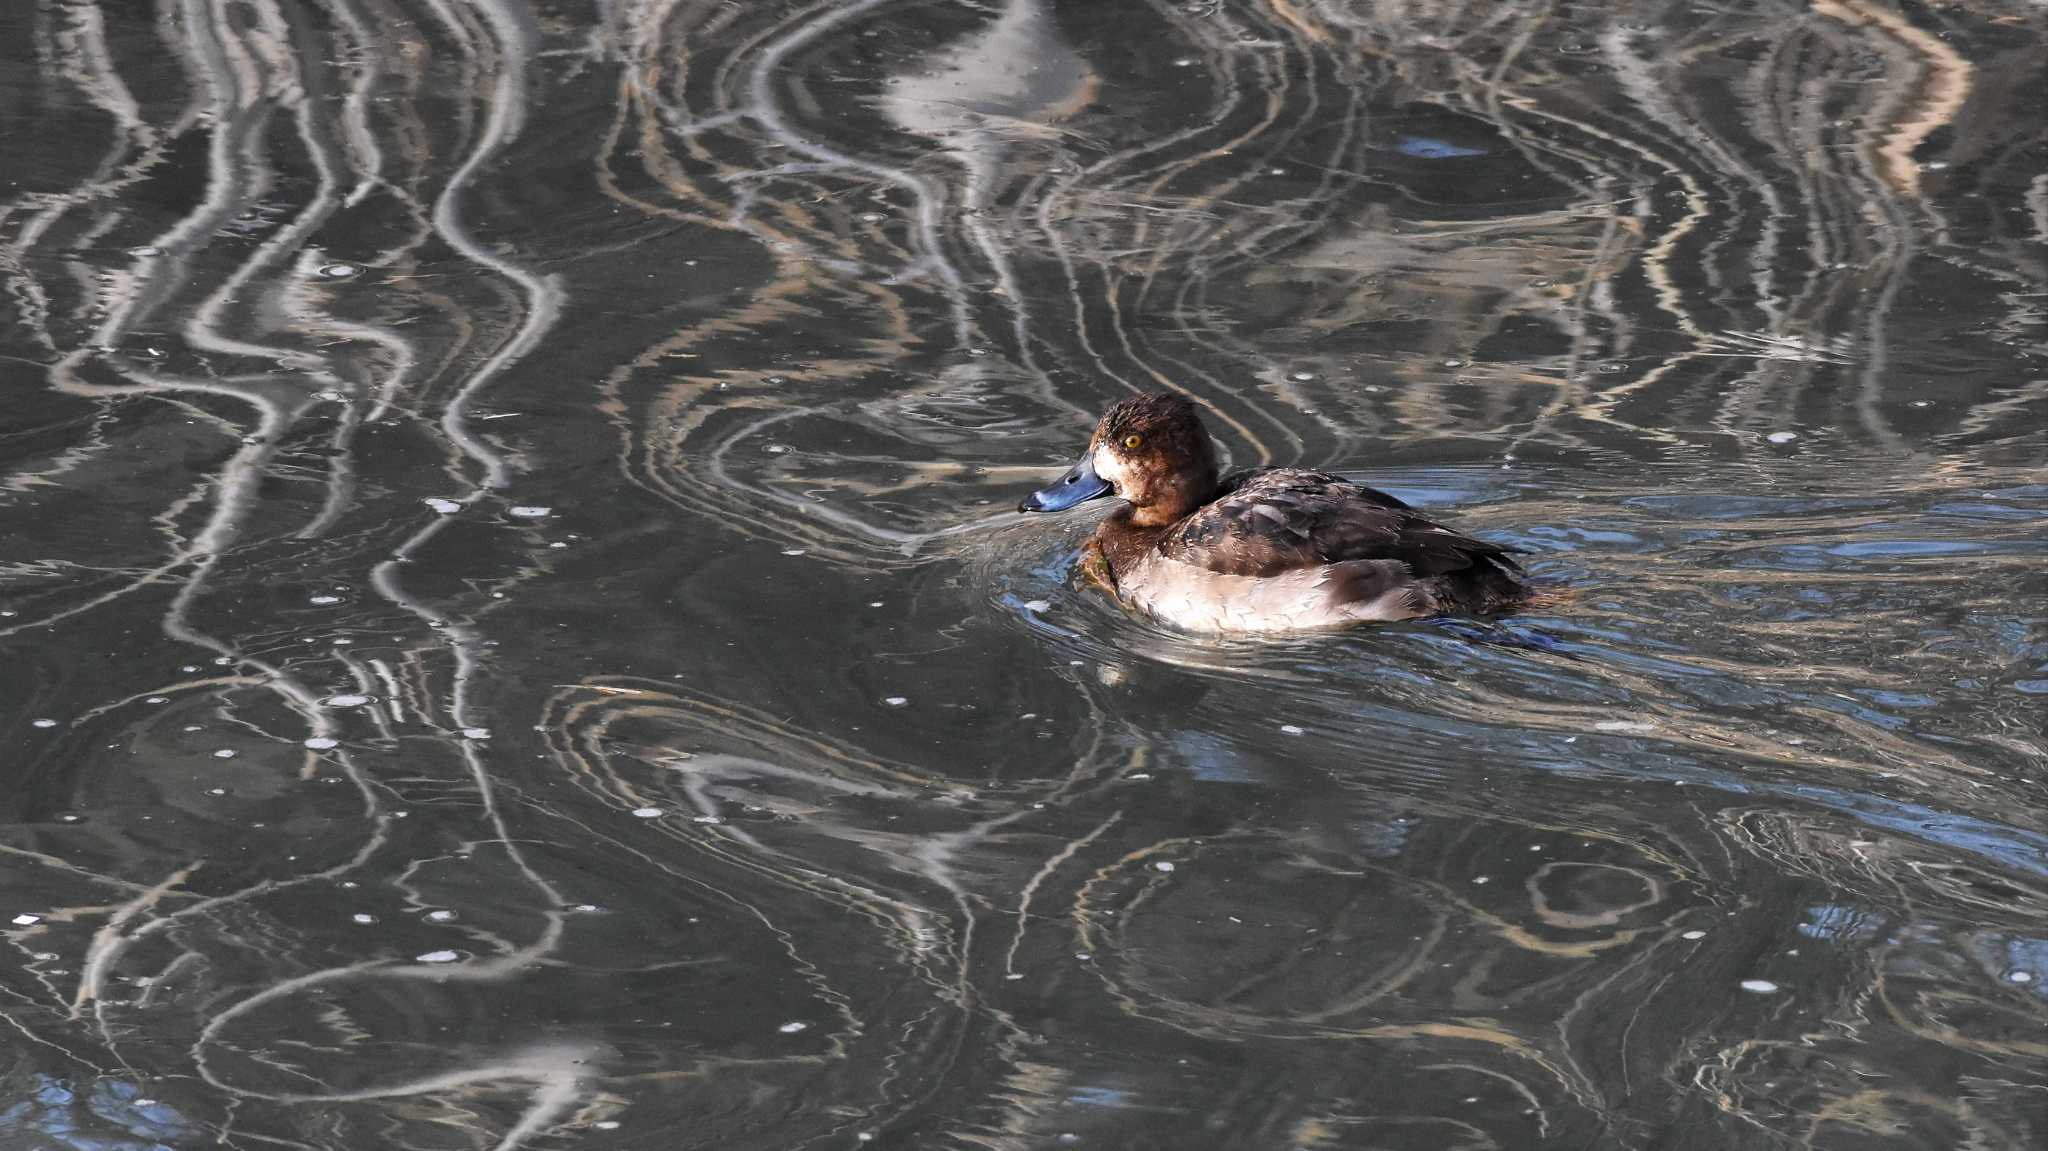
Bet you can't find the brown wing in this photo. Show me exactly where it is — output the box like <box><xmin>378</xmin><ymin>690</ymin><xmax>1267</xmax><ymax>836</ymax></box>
<box><xmin>1160</xmin><ymin>468</ymin><xmax>1523</xmax><ymax>583</ymax></box>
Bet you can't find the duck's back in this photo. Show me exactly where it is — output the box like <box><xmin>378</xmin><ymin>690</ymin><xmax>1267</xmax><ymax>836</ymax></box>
<box><xmin>1121</xmin><ymin>467</ymin><xmax>1524</xmax><ymax>631</ymax></box>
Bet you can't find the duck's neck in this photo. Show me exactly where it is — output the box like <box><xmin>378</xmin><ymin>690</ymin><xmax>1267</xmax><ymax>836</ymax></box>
<box><xmin>1128</xmin><ymin>458</ymin><xmax>1219</xmax><ymax>528</ymax></box>
<box><xmin>1095</xmin><ymin>507</ymin><xmax>1164</xmax><ymax>574</ymax></box>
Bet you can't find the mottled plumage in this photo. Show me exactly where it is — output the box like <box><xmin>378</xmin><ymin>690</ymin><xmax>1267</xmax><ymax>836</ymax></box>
<box><xmin>1019</xmin><ymin>394</ymin><xmax>1530</xmax><ymax>632</ymax></box>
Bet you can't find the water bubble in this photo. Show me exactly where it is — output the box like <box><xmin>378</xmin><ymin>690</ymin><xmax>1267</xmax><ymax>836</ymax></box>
<box><xmin>778</xmin><ymin>1021</ymin><xmax>809</xmax><ymax>1033</ymax></box>
<box><xmin>317</xmin><ymin>263</ymin><xmax>360</xmax><ymax>279</ymax></box>
<box><xmin>351</xmin><ymin>913</ymin><xmax>375</xmax><ymax>924</ymax></box>
<box><xmin>1290</xmin><ymin>371</ymin><xmax>1315</xmax><ymax>382</ymax></box>
<box><xmin>858</xmin><ymin>212</ymin><xmax>885</xmax><ymax>223</ymax></box>
<box><xmin>631</xmin><ymin>807</ymin><xmax>664</xmax><ymax>818</ymax></box>
<box><xmin>146</xmin><ymin>696</ymin><xmax>169</xmax><ymax>705</ymax></box>
<box><xmin>213</xmin><ymin>749</ymin><xmax>236</xmax><ymax>759</ymax></box>
<box><xmin>206</xmin><ymin>788</ymin><xmax>227</xmax><ymax>796</ymax></box>
<box><xmin>508</xmin><ymin>506</ymin><xmax>551</xmax><ymax>518</ymax></box>
<box><xmin>2011</xmin><ymin>971</ymin><xmax>2035</xmax><ymax>984</ymax></box>
<box><xmin>304</xmin><ymin>737</ymin><xmax>339</xmax><ymax>750</ymax></box>
<box><xmin>323</xmin><ymin>694</ymin><xmax>372</xmax><ymax>708</ymax></box>
<box><xmin>1154</xmin><ymin>861</ymin><xmax>1176</xmax><ymax>872</ymax></box>
<box><xmin>781</xmin><ymin>548</ymin><xmax>807</xmax><ymax>556</ymax></box>
<box><xmin>1766</xmin><ymin>431</ymin><xmax>1798</xmax><ymax>444</ymax></box>
<box><xmin>415</xmin><ymin>950</ymin><xmax>460</xmax><ymax>963</ymax></box>
<box><xmin>31</xmin><ymin>718</ymin><xmax>57</xmax><ymax>729</ymax></box>
<box><xmin>1597</xmin><ymin>362</ymin><xmax>1627</xmax><ymax>374</ymax></box>
<box><xmin>308</xmin><ymin>595</ymin><xmax>342</xmax><ymax>605</ymax></box>
<box><xmin>594</xmin><ymin>1121</ymin><xmax>621</xmax><ymax>1131</ymax></box>
<box><xmin>1682</xmin><ymin>930</ymin><xmax>1707</xmax><ymax>940</ymax></box>
<box><xmin>883</xmin><ymin>696</ymin><xmax>909</xmax><ymax>708</ymax></box>
<box><xmin>1739</xmin><ymin>979</ymin><xmax>1780</xmax><ymax>994</ymax></box>
<box><xmin>425</xmin><ymin>909</ymin><xmax>457</xmax><ymax>922</ymax></box>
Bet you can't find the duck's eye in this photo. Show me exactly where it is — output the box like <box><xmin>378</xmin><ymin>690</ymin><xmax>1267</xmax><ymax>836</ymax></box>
<box><xmin>1123</xmin><ymin>434</ymin><xmax>1143</xmax><ymax>450</ymax></box>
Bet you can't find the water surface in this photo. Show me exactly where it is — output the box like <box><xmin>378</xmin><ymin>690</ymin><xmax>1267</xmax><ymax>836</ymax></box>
<box><xmin>2</xmin><ymin>1</ymin><xmax>2046</xmax><ymax>1148</ymax></box>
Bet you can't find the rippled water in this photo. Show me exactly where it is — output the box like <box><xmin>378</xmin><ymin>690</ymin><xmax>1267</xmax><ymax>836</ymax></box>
<box><xmin>3</xmin><ymin>1</ymin><xmax>2046</xmax><ymax>1147</ymax></box>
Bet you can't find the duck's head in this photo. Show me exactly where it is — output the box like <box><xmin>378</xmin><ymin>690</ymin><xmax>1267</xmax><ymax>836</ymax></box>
<box><xmin>1018</xmin><ymin>393</ymin><xmax>1220</xmax><ymax>526</ymax></box>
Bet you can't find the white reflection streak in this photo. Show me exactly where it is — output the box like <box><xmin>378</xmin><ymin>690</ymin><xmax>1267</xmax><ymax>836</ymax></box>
<box><xmin>746</xmin><ymin>0</ymin><xmax>973</xmax><ymax>345</ymax></box>
<box><xmin>425</xmin><ymin>0</ymin><xmax>565</xmax><ymax>492</ymax></box>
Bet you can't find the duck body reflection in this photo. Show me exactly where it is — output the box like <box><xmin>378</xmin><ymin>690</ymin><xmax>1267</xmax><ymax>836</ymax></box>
<box><xmin>1020</xmin><ymin>394</ymin><xmax>1528</xmax><ymax>630</ymax></box>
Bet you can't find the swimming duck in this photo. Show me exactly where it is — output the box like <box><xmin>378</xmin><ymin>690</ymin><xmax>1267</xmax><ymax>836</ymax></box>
<box><xmin>1018</xmin><ymin>393</ymin><xmax>1528</xmax><ymax>632</ymax></box>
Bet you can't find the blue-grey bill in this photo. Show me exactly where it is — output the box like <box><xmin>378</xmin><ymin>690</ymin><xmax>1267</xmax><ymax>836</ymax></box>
<box><xmin>1019</xmin><ymin>454</ymin><xmax>1111</xmax><ymax>512</ymax></box>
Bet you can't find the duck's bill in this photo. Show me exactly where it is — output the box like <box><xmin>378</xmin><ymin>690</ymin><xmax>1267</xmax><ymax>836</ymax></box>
<box><xmin>1019</xmin><ymin>453</ymin><xmax>1111</xmax><ymax>512</ymax></box>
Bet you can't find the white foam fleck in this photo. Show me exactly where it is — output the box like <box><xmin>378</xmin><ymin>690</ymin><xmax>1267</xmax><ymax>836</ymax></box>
<box><xmin>631</xmin><ymin>807</ymin><xmax>664</xmax><ymax>818</ymax></box>
<box><xmin>351</xmin><ymin>914</ymin><xmax>375</xmax><ymax>924</ymax></box>
<box><xmin>146</xmin><ymin>697</ymin><xmax>168</xmax><ymax>705</ymax></box>
<box><xmin>461</xmin><ymin>727</ymin><xmax>491</xmax><ymax>739</ymax></box>
<box><xmin>594</xmin><ymin>1121</ymin><xmax>621</xmax><ymax>1131</ymax></box>
<box><xmin>11</xmin><ymin>914</ymin><xmax>42</xmax><ymax>926</ymax></box>
<box><xmin>1154</xmin><ymin>861</ymin><xmax>1176</xmax><ymax>872</ymax></box>
<box><xmin>304</xmin><ymin>737</ymin><xmax>339</xmax><ymax>750</ymax></box>
<box><xmin>213</xmin><ymin>749</ymin><xmax>236</xmax><ymax>759</ymax></box>
<box><xmin>1766</xmin><ymin>431</ymin><xmax>1798</xmax><ymax>444</ymax></box>
<box><xmin>781</xmin><ymin>548</ymin><xmax>807</xmax><ymax>556</ymax></box>
<box><xmin>572</xmin><ymin>904</ymin><xmax>601</xmax><ymax>913</ymax></box>
<box><xmin>415</xmin><ymin>950</ymin><xmax>460</xmax><ymax>963</ymax></box>
<box><xmin>2010</xmin><ymin>971</ymin><xmax>2035</xmax><ymax>984</ymax></box>
<box><xmin>1279</xmin><ymin>724</ymin><xmax>1305</xmax><ymax>735</ymax></box>
<box><xmin>778</xmin><ymin>1021</ymin><xmax>809</xmax><ymax>1033</ymax></box>
<box><xmin>882</xmin><ymin>696</ymin><xmax>909</xmax><ymax>707</ymax></box>
<box><xmin>426</xmin><ymin>909</ymin><xmax>456</xmax><ymax>922</ymax></box>
<box><xmin>1594</xmin><ymin>720</ymin><xmax>1655</xmax><ymax>733</ymax></box>
<box><xmin>1740</xmin><ymin>979</ymin><xmax>1780</xmax><ymax>994</ymax></box>
<box><xmin>31</xmin><ymin>719</ymin><xmax>57</xmax><ymax>728</ymax></box>
<box><xmin>206</xmin><ymin>788</ymin><xmax>226</xmax><ymax>796</ymax></box>
<box><xmin>692</xmin><ymin>815</ymin><xmax>722</xmax><ymax>825</ymax></box>
<box><xmin>1023</xmin><ymin>599</ymin><xmax>1051</xmax><ymax>612</ymax></box>
<box><xmin>324</xmin><ymin>694</ymin><xmax>372</xmax><ymax>708</ymax></box>
<box><xmin>424</xmin><ymin>498</ymin><xmax>462</xmax><ymax>514</ymax></box>
<box><xmin>1682</xmin><ymin>930</ymin><xmax>1707</xmax><ymax>940</ymax></box>
<box><xmin>508</xmin><ymin>505</ymin><xmax>551</xmax><ymax>518</ymax></box>
<box><xmin>309</xmin><ymin>595</ymin><xmax>342</xmax><ymax>605</ymax></box>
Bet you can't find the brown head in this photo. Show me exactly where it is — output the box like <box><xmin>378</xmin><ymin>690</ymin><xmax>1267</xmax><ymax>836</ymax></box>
<box><xmin>1019</xmin><ymin>393</ymin><xmax>1220</xmax><ymax>526</ymax></box>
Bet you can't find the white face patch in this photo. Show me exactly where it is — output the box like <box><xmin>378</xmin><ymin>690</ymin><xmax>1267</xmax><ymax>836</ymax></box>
<box><xmin>1091</xmin><ymin>443</ymin><xmax>1131</xmax><ymax>495</ymax></box>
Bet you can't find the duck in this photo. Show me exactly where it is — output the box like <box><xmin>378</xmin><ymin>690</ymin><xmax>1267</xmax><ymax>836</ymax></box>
<box><xmin>1017</xmin><ymin>393</ymin><xmax>1529</xmax><ymax>632</ymax></box>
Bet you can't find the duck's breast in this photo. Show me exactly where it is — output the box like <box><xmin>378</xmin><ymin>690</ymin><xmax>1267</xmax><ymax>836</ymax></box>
<box><xmin>1120</xmin><ymin>554</ymin><xmax>1426</xmax><ymax>633</ymax></box>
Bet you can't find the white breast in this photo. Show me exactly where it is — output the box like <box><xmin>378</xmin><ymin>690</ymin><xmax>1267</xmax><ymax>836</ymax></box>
<box><xmin>1119</xmin><ymin>555</ymin><xmax>1423</xmax><ymax>633</ymax></box>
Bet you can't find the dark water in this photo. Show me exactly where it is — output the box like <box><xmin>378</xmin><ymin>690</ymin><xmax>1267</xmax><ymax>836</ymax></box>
<box><xmin>3</xmin><ymin>1</ymin><xmax>2046</xmax><ymax>1147</ymax></box>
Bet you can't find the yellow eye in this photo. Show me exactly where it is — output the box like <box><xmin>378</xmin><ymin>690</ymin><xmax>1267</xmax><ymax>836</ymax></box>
<box><xmin>1123</xmin><ymin>434</ymin><xmax>1143</xmax><ymax>449</ymax></box>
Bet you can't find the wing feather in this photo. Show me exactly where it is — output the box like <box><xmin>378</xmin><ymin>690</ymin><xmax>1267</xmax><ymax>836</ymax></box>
<box><xmin>1160</xmin><ymin>468</ymin><xmax>1521</xmax><ymax>584</ymax></box>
